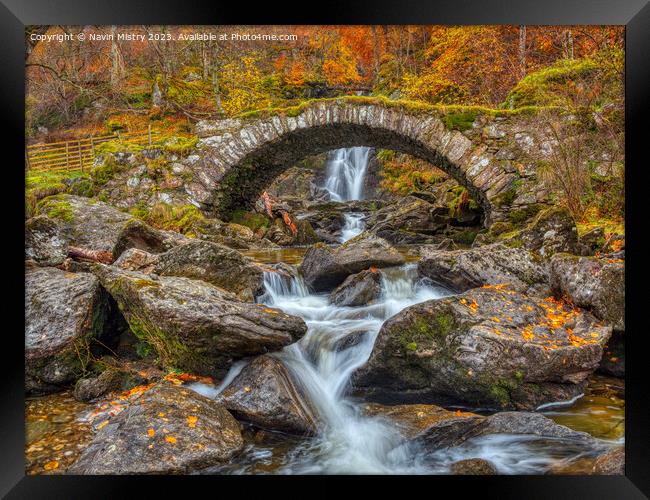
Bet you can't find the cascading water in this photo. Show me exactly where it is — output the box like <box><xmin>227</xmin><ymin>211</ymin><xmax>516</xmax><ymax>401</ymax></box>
<box><xmin>322</xmin><ymin>147</ymin><xmax>371</xmax><ymax>202</ymax></box>
<box><xmin>340</xmin><ymin>213</ymin><xmax>365</xmax><ymax>243</ymax></box>
<box><xmin>193</xmin><ymin>264</ymin><xmax>616</xmax><ymax>474</ymax></box>
<box><xmin>320</xmin><ymin>146</ymin><xmax>371</xmax><ymax>243</ymax></box>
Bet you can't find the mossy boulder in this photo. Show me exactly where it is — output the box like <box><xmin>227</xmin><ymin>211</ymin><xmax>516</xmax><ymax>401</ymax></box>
<box><xmin>25</xmin><ymin>267</ymin><xmax>108</xmax><ymax>394</ymax></box>
<box><xmin>68</xmin><ymin>383</ymin><xmax>243</xmax><ymax>474</ymax></box>
<box><xmin>417</xmin><ymin>242</ymin><xmax>551</xmax><ymax>297</ymax></box>
<box><xmin>549</xmin><ymin>253</ymin><xmax>624</xmax><ymax>332</ymax></box>
<box><xmin>93</xmin><ymin>265</ymin><xmax>306</xmax><ymax>377</ymax></box>
<box><xmin>354</xmin><ymin>285</ymin><xmax>611</xmax><ymax>410</ymax></box>
<box><xmin>152</xmin><ymin>239</ymin><xmax>265</xmax><ymax>302</ymax></box>
<box><xmin>501</xmin><ymin>206</ymin><xmax>578</xmax><ymax>258</ymax></box>
<box><xmin>298</xmin><ymin>232</ymin><xmax>405</xmax><ymax>292</ymax></box>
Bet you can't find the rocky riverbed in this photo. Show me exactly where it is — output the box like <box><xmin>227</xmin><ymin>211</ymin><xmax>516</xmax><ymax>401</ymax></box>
<box><xmin>25</xmin><ymin>147</ymin><xmax>625</xmax><ymax>475</ymax></box>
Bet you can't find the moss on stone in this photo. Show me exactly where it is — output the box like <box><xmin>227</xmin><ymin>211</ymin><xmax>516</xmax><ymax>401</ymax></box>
<box><xmin>441</xmin><ymin>110</ymin><xmax>478</xmax><ymax>131</ymax></box>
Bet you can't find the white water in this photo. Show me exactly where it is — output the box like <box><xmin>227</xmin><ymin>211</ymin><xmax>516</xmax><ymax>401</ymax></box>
<box><xmin>201</xmin><ymin>262</ymin><xmax>609</xmax><ymax>474</ymax></box>
<box><xmin>322</xmin><ymin>147</ymin><xmax>371</xmax><ymax>202</ymax></box>
<box><xmin>340</xmin><ymin>213</ymin><xmax>366</xmax><ymax>243</ymax></box>
<box><xmin>256</xmin><ymin>265</ymin><xmax>450</xmax><ymax>473</ymax></box>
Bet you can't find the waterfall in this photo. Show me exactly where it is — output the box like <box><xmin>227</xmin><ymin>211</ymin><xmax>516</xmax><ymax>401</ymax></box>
<box><xmin>322</xmin><ymin>147</ymin><xmax>371</xmax><ymax>202</ymax></box>
<box><xmin>340</xmin><ymin>213</ymin><xmax>365</xmax><ymax>243</ymax></box>
<box><xmin>254</xmin><ymin>265</ymin><xmax>450</xmax><ymax>473</ymax></box>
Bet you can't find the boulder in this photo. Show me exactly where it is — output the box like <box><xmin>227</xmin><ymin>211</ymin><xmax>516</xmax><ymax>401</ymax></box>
<box><xmin>25</xmin><ymin>267</ymin><xmax>107</xmax><ymax>393</ymax></box>
<box><xmin>25</xmin><ymin>216</ymin><xmax>68</xmax><ymax>266</ymax></box>
<box><xmin>34</xmin><ymin>194</ymin><xmax>190</xmax><ymax>260</ymax></box>
<box><xmin>516</xmin><ymin>207</ymin><xmax>579</xmax><ymax>258</ymax></box>
<box><xmin>592</xmin><ymin>446</ymin><xmax>624</xmax><ymax>475</ymax></box>
<box><xmin>366</xmin><ymin>196</ymin><xmax>446</xmax><ymax>244</ymax></box>
<box><xmin>264</xmin><ymin>217</ymin><xmax>320</xmax><ymax>247</ymax></box>
<box><xmin>73</xmin><ymin>368</ymin><xmax>124</xmax><ymax>402</ymax></box>
<box><xmin>94</xmin><ymin>265</ymin><xmax>307</xmax><ymax>377</ymax></box>
<box><xmin>549</xmin><ymin>253</ymin><xmax>624</xmax><ymax>332</ymax></box>
<box><xmin>417</xmin><ymin>243</ymin><xmax>551</xmax><ymax>297</ymax></box>
<box><xmin>218</xmin><ymin>355</ymin><xmax>319</xmax><ymax>435</ymax></box>
<box><xmin>329</xmin><ymin>268</ymin><xmax>382</xmax><ymax>306</ymax></box>
<box><xmin>67</xmin><ymin>383</ymin><xmax>243</xmax><ymax>474</ymax></box>
<box><xmin>450</xmin><ymin>458</ymin><xmax>498</xmax><ymax>475</ymax></box>
<box><xmin>113</xmin><ymin>248</ymin><xmax>160</xmax><ymax>273</ymax></box>
<box><xmin>354</xmin><ymin>285</ymin><xmax>611</xmax><ymax>410</ymax></box>
<box><xmin>298</xmin><ymin>232</ymin><xmax>405</xmax><ymax>292</ymax></box>
<box><xmin>362</xmin><ymin>403</ymin><xmax>595</xmax><ymax>451</ymax></box>
<box><xmin>152</xmin><ymin>240</ymin><xmax>264</xmax><ymax>301</ymax></box>
<box><xmin>578</xmin><ymin>227</ymin><xmax>606</xmax><ymax>255</ymax></box>
<box><xmin>361</xmin><ymin>403</ymin><xmax>482</xmax><ymax>440</ymax></box>
<box><xmin>598</xmin><ymin>331</ymin><xmax>624</xmax><ymax>377</ymax></box>
<box><xmin>297</xmin><ymin>210</ymin><xmax>345</xmax><ymax>244</ymax></box>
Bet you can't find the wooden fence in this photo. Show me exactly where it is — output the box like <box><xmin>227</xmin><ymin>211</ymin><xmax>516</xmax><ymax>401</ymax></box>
<box><xmin>26</xmin><ymin>126</ymin><xmax>162</xmax><ymax>174</ymax></box>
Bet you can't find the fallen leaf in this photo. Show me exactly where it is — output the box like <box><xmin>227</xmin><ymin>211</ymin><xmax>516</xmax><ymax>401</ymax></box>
<box><xmin>147</xmin><ymin>428</ymin><xmax>155</xmax><ymax>437</ymax></box>
<box><xmin>43</xmin><ymin>460</ymin><xmax>59</xmax><ymax>471</ymax></box>
<box><xmin>187</xmin><ymin>416</ymin><xmax>198</xmax><ymax>428</ymax></box>
<box><xmin>165</xmin><ymin>436</ymin><xmax>177</xmax><ymax>444</ymax></box>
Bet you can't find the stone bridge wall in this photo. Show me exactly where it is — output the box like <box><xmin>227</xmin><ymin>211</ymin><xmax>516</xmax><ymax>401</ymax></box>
<box><xmin>99</xmin><ymin>98</ymin><xmax>558</xmax><ymax>227</ymax></box>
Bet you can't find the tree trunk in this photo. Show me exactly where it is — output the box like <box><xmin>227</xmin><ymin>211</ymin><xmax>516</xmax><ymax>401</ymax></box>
<box><xmin>519</xmin><ymin>25</ymin><xmax>527</xmax><ymax>79</ymax></box>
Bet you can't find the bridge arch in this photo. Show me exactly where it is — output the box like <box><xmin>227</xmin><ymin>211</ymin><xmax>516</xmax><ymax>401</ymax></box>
<box><xmin>191</xmin><ymin>98</ymin><xmax>537</xmax><ymax>226</ymax></box>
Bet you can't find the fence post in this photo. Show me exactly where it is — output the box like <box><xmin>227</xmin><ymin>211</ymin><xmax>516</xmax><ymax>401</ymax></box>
<box><xmin>90</xmin><ymin>137</ymin><xmax>95</xmax><ymax>157</ymax></box>
<box><xmin>65</xmin><ymin>141</ymin><xmax>70</xmax><ymax>170</ymax></box>
<box><xmin>78</xmin><ymin>140</ymin><xmax>83</xmax><ymax>172</ymax></box>
<box><xmin>148</xmin><ymin>123</ymin><xmax>152</xmax><ymax>146</ymax></box>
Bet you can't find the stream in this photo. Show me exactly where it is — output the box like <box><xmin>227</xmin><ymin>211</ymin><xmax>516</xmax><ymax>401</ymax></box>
<box><xmin>25</xmin><ymin>148</ymin><xmax>624</xmax><ymax>475</ymax></box>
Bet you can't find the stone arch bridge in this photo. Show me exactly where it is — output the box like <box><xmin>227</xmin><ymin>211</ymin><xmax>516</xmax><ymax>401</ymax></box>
<box><xmin>185</xmin><ymin>97</ymin><xmax>553</xmax><ymax>226</ymax></box>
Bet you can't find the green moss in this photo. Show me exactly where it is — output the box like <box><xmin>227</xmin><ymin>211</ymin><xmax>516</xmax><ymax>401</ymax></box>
<box><xmin>400</xmin><ymin>310</ymin><xmax>457</xmax><ymax>349</ymax></box>
<box><xmin>450</xmin><ymin>229</ymin><xmax>480</xmax><ymax>245</ymax></box>
<box><xmin>234</xmin><ymin>95</ymin><xmax>551</xmax><ymax>122</ymax></box>
<box><xmin>230</xmin><ymin>209</ymin><xmax>271</xmax><ymax>232</ymax></box>
<box><xmin>36</xmin><ymin>198</ymin><xmax>74</xmax><ymax>222</ymax></box>
<box><xmin>441</xmin><ymin>110</ymin><xmax>478</xmax><ymax>131</ymax></box>
<box><xmin>504</xmin><ymin>57</ymin><xmax>599</xmax><ymax>108</ymax></box>
<box><xmin>130</xmin><ymin>202</ymin><xmax>208</xmax><ymax>237</ymax></box>
<box><xmin>508</xmin><ymin>205</ymin><xmax>543</xmax><ymax>225</ymax></box>
<box><xmin>163</xmin><ymin>135</ymin><xmax>198</xmax><ymax>155</ymax></box>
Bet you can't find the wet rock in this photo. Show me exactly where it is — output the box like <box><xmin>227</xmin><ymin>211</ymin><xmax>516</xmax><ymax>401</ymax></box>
<box><xmin>113</xmin><ymin>248</ymin><xmax>160</xmax><ymax>273</ymax></box>
<box><xmin>68</xmin><ymin>383</ymin><xmax>243</xmax><ymax>474</ymax></box>
<box><xmin>366</xmin><ymin>196</ymin><xmax>446</xmax><ymax>244</ymax></box>
<box><xmin>74</xmin><ymin>368</ymin><xmax>123</xmax><ymax>402</ymax></box>
<box><xmin>417</xmin><ymin>243</ymin><xmax>551</xmax><ymax>297</ymax></box>
<box><xmin>450</xmin><ymin>458</ymin><xmax>498</xmax><ymax>475</ymax></box>
<box><xmin>298</xmin><ymin>210</ymin><xmax>346</xmax><ymax>244</ymax></box>
<box><xmin>25</xmin><ymin>267</ymin><xmax>107</xmax><ymax>393</ymax></box>
<box><xmin>361</xmin><ymin>403</ymin><xmax>482</xmax><ymax>440</ymax></box>
<box><xmin>516</xmin><ymin>207</ymin><xmax>579</xmax><ymax>258</ymax></box>
<box><xmin>592</xmin><ymin>446</ymin><xmax>624</xmax><ymax>475</ymax></box>
<box><xmin>25</xmin><ymin>216</ymin><xmax>68</xmax><ymax>266</ymax></box>
<box><xmin>153</xmin><ymin>240</ymin><xmax>264</xmax><ymax>301</ymax></box>
<box><xmin>201</xmin><ymin>221</ymin><xmax>280</xmax><ymax>251</ymax></box>
<box><xmin>218</xmin><ymin>355</ymin><xmax>319</xmax><ymax>435</ymax></box>
<box><xmin>598</xmin><ymin>331</ymin><xmax>624</xmax><ymax>377</ymax></box>
<box><xmin>94</xmin><ymin>265</ymin><xmax>307</xmax><ymax>377</ymax></box>
<box><xmin>549</xmin><ymin>253</ymin><xmax>624</xmax><ymax>332</ymax></box>
<box><xmin>354</xmin><ymin>285</ymin><xmax>611</xmax><ymax>410</ymax></box>
<box><xmin>329</xmin><ymin>269</ymin><xmax>382</xmax><ymax>306</ymax></box>
<box><xmin>299</xmin><ymin>232</ymin><xmax>405</xmax><ymax>292</ymax></box>
<box><xmin>264</xmin><ymin>217</ymin><xmax>319</xmax><ymax>247</ymax></box>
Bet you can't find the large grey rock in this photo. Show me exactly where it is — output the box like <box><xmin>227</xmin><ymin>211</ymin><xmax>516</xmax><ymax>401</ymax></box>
<box><xmin>366</xmin><ymin>195</ymin><xmax>444</xmax><ymax>244</ymax></box>
<box><xmin>34</xmin><ymin>195</ymin><xmax>189</xmax><ymax>260</ymax></box>
<box><xmin>417</xmin><ymin>243</ymin><xmax>550</xmax><ymax>297</ymax></box>
<box><xmin>218</xmin><ymin>355</ymin><xmax>319</xmax><ymax>435</ymax></box>
<box><xmin>516</xmin><ymin>207</ymin><xmax>579</xmax><ymax>258</ymax></box>
<box><xmin>153</xmin><ymin>239</ymin><xmax>265</xmax><ymax>301</ymax></box>
<box><xmin>25</xmin><ymin>216</ymin><xmax>68</xmax><ymax>266</ymax></box>
<box><xmin>450</xmin><ymin>458</ymin><xmax>498</xmax><ymax>475</ymax></box>
<box><xmin>354</xmin><ymin>285</ymin><xmax>611</xmax><ymax>410</ymax></box>
<box><xmin>68</xmin><ymin>383</ymin><xmax>243</xmax><ymax>474</ymax></box>
<box><xmin>549</xmin><ymin>253</ymin><xmax>624</xmax><ymax>332</ymax></box>
<box><xmin>113</xmin><ymin>247</ymin><xmax>160</xmax><ymax>273</ymax></box>
<box><xmin>94</xmin><ymin>265</ymin><xmax>306</xmax><ymax>377</ymax></box>
<box><xmin>592</xmin><ymin>446</ymin><xmax>624</xmax><ymax>475</ymax></box>
<box><xmin>25</xmin><ymin>267</ymin><xmax>107</xmax><ymax>393</ymax></box>
<box><xmin>298</xmin><ymin>232</ymin><xmax>404</xmax><ymax>292</ymax></box>
<box><xmin>329</xmin><ymin>269</ymin><xmax>382</xmax><ymax>306</ymax></box>
<box><xmin>362</xmin><ymin>403</ymin><xmax>596</xmax><ymax>451</ymax></box>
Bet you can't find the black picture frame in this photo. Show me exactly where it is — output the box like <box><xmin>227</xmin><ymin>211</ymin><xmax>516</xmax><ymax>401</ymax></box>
<box><xmin>2</xmin><ymin>1</ymin><xmax>649</xmax><ymax>497</ymax></box>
